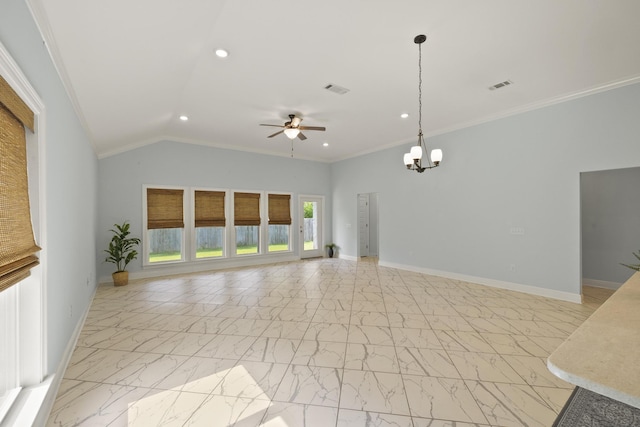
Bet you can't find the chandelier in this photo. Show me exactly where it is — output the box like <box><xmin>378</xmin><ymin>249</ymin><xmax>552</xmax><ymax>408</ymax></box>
<box><xmin>403</xmin><ymin>34</ymin><xmax>442</xmax><ymax>173</ymax></box>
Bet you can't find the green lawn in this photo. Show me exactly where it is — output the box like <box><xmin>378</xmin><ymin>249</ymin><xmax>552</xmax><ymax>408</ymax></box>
<box><xmin>196</xmin><ymin>248</ymin><xmax>223</xmax><ymax>258</ymax></box>
<box><xmin>149</xmin><ymin>251</ymin><xmax>182</xmax><ymax>262</ymax></box>
<box><xmin>268</xmin><ymin>243</ymin><xmax>289</xmax><ymax>252</ymax></box>
<box><xmin>150</xmin><ymin>243</ymin><xmax>294</xmax><ymax>262</ymax></box>
<box><xmin>304</xmin><ymin>240</ymin><xmax>315</xmax><ymax>250</ymax></box>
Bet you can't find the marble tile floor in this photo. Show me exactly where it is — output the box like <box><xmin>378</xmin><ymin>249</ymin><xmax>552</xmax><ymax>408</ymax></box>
<box><xmin>47</xmin><ymin>259</ymin><xmax>612</xmax><ymax>427</ymax></box>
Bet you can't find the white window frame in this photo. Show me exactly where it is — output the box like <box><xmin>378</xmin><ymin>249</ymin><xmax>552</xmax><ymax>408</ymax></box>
<box><xmin>191</xmin><ymin>187</ymin><xmax>227</xmax><ymax>261</ymax></box>
<box><xmin>231</xmin><ymin>190</ymin><xmax>262</xmax><ymax>257</ymax></box>
<box><xmin>0</xmin><ymin>40</ymin><xmax>47</xmax><ymax>424</ymax></box>
<box><xmin>141</xmin><ymin>188</ymin><xmax>298</xmax><ymax>268</ymax></box>
<box><xmin>142</xmin><ymin>185</ymin><xmax>188</xmax><ymax>266</ymax></box>
<box><xmin>266</xmin><ymin>192</ymin><xmax>294</xmax><ymax>254</ymax></box>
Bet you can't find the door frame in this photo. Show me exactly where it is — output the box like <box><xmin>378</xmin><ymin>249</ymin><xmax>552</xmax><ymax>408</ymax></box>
<box><xmin>299</xmin><ymin>195</ymin><xmax>324</xmax><ymax>258</ymax></box>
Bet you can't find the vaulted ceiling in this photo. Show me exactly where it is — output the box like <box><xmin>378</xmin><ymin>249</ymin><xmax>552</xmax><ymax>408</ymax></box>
<box><xmin>30</xmin><ymin>0</ymin><xmax>640</xmax><ymax>161</ymax></box>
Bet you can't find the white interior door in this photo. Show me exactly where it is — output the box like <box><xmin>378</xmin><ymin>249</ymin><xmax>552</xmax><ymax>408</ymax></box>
<box><xmin>358</xmin><ymin>194</ymin><xmax>370</xmax><ymax>257</ymax></box>
<box><xmin>299</xmin><ymin>196</ymin><xmax>323</xmax><ymax>258</ymax></box>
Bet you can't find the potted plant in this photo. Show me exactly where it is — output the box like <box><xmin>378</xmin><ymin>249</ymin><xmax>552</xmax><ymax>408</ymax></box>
<box><xmin>325</xmin><ymin>243</ymin><xmax>338</xmax><ymax>258</ymax></box>
<box><xmin>621</xmin><ymin>250</ymin><xmax>640</xmax><ymax>272</ymax></box>
<box><xmin>105</xmin><ymin>222</ymin><xmax>140</xmax><ymax>286</ymax></box>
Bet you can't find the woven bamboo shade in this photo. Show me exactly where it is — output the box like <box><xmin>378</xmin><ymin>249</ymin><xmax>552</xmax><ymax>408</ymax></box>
<box><xmin>0</xmin><ymin>76</ymin><xmax>34</xmax><ymax>132</ymax></box>
<box><xmin>234</xmin><ymin>192</ymin><xmax>261</xmax><ymax>226</ymax></box>
<box><xmin>268</xmin><ymin>194</ymin><xmax>291</xmax><ymax>225</ymax></box>
<box><xmin>147</xmin><ymin>188</ymin><xmax>184</xmax><ymax>229</ymax></box>
<box><xmin>195</xmin><ymin>190</ymin><xmax>225</xmax><ymax>227</ymax></box>
<box><xmin>0</xmin><ymin>103</ymin><xmax>40</xmax><ymax>292</ymax></box>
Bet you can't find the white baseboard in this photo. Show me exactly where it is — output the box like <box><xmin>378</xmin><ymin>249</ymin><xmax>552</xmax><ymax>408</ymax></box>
<box><xmin>338</xmin><ymin>254</ymin><xmax>358</xmax><ymax>261</ymax></box>
<box><xmin>100</xmin><ymin>253</ymin><xmax>300</xmax><ymax>284</ymax></box>
<box><xmin>378</xmin><ymin>261</ymin><xmax>582</xmax><ymax>304</ymax></box>
<box><xmin>582</xmin><ymin>278</ymin><xmax>622</xmax><ymax>290</ymax></box>
<box><xmin>31</xmin><ymin>286</ymin><xmax>96</xmax><ymax>426</ymax></box>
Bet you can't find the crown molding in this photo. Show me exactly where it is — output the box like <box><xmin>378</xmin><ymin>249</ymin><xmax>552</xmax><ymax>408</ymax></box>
<box><xmin>25</xmin><ymin>0</ymin><xmax>97</xmax><ymax>154</ymax></box>
<box><xmin>332</xmin><ymin>75</ymin><xmax>640</xmax><ymax>163</ymax></box>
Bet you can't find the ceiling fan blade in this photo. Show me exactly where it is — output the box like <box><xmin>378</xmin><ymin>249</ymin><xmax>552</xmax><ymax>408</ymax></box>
<box><xmin>297</xmin><ymin>132</ymin><xmax>307</xmax><ymax>141</ymax></box>
<box><xmin>268</xmin><ymin>130</ymin><xmax>284</xmax><ymax>138</ymax></box>
<box><xmin>298</xmin><ymin>126</ymin><xmax>326</xmax><ymax>131</ymax></box>
<box><xmin>260</xmin><ymin>124</ymin><xmax>285</xmax><ymax>128</ymax></box>
<box><xmin>291</xmin><ymin>116</ymin><xmax>302</xmax><ymax>127</ymax></box>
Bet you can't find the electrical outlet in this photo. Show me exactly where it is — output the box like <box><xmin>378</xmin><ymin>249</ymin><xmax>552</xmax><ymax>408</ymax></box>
<box><xmin>509</xmin><ymin>264</ymin><xmax>516</xmax><ymax>272</ymax></box>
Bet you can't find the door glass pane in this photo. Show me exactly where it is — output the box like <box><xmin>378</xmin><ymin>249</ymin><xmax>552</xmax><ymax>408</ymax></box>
<box><xmin>196</xmin><ymin>227</ymin><xmax>224</xmax><ymax>258</ymax></box>
<box><xmin>303</xmin><ymin>201</ymin><xmax>318</xmax><ymax>250</ymax></box>
<box><xmin>236</xmin><ymin>226</ymin><xmax>259</xmax><ymax>255</ymax></box>
<box><xmin>149</xmin><ymin>228</ymin><xmax>183</xmax><ymax>262</ymax></box>
<box><xmin>268</xmin><ymin>225</ymin><xmax>289</xmax><ymax>252</ymax></box>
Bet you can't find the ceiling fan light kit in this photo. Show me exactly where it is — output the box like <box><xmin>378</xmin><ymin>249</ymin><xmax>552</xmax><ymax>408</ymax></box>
<box><xmin>283</xmin><ymin>128</ymin><xmax>300</xmax><ymax>139</ymax></box>
<box><xmin>403</xmin><ymin>34</ymin><xmax>443</xmax><ymax>173</ymax></box>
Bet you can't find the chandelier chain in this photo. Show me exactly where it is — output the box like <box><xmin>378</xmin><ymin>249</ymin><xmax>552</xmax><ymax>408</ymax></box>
<box><xmin>418</xmin><ymin>40</ymin><xmax>423</xmax><ymax>134</ymax></box>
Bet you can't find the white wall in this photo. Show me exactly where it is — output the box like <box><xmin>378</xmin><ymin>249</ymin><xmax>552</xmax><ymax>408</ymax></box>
<box><xmin>1</xmin><ymin>0</ymin><xmax>98</xmax><ymax>377</ymax></box>
<box><xmin>581</xmin><ymin>166</ymin><xmax>640</xmax><ymax>286</ymax></box>
<box><xmin>97</xmin><ymin>140</ymin><xmax>332</xmax><ymax>278</ymax></box>
<box><xmin>331</xmin><ymin>82</ymin><xmax>640</xmax><ymax>298</ymax></box>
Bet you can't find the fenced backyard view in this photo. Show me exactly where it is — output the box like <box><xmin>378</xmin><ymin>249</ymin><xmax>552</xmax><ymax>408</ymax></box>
<box><xmin>149</xmin><ymin>218</ymin><xmax>317</xmax><ymax>262</ymax></box>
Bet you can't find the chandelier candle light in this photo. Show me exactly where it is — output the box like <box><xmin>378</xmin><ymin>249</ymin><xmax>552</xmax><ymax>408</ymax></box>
<box><xmin>403</xmin><ymin>34</ymin><xmax>443</xmax><ymax>173</ymax></box>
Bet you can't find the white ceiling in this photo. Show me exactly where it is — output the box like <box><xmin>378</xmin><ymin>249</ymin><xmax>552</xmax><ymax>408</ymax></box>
<box><xmin>31</xmin><ymin>0</ymin><xmax>640</xmax><ymax>161</ymax></box>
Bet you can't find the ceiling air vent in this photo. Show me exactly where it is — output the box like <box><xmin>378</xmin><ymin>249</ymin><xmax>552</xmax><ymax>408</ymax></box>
<box><xmin>489</xmin><ymin>80</ymin><xmax>513</xmax><ymax>91</ymax></box>
<box><xmin>324</xmin><ymin>84</ymin><xmax>350</xmax><ymax>95</ymax></box>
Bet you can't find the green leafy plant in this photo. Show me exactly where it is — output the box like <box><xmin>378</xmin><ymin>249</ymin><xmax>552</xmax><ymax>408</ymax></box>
<box><xmin>304</xmin><ymin>202</ymin><xmax>314</xmax><ymax>219</ymax></box>
<box><xmin>105</xmin><ymin>222</ymin><xmax>141</xmax><ymax>272</ymax></box>
<box><xmin>621</xmin><ymin>250</ymin><xmax>640</xmax><ymax>272</ymax></box>
<box><xmin>325</xmin><ymin>243</ymin><xmax>338</xmax><ymax>258</ymax></box>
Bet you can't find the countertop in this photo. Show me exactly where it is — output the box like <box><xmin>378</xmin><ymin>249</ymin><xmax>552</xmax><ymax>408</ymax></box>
<box><xmin>547</xmin><ymin>271</ymin><xmax>640</xmax><ymax>409</ymax></box>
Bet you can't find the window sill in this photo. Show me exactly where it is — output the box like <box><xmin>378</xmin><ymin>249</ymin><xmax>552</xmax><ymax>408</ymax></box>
<box><xmin>143</xmin><ymin>250</ymin><xmax>294</xmax><ymax>268</ymax></box>
<box><xmin>1</xmin><ymin>376</ymin><xmax>53</xmax><ymax>426</ymax></box>
<box><xmin>132</xmin><ymin>252</ymin><xmax>299</xmax><ymax>281</ymax></box>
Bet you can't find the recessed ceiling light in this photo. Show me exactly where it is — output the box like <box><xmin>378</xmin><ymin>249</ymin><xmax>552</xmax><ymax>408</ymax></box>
<box><xmin>401</xmin><ymin>113</ymin><xmax>409</xmax><ymax>119</ymax></box>
<box><xmin>215</xmin><ymin>49</ymin><xmax>228</xmax><ymax>58</ymax></box>
<box><xmin>179</xmin><ymin>115</ymin><xmax>189</xmax><ymax>121</ymax></box>
<box><xmin>323</xmin><ymin>142</ymin><xmax>329</xmax><ymax>147</ymax></box>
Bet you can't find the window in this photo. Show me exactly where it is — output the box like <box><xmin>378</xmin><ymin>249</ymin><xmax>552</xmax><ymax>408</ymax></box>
<box><xmin>234</xmin><ymin>192</ymin><xmax>260</xmax><ymax>255</ymax></box>
<box><xmin>0</xmin><ymin>51</ymin><xmax>45</xmax><ymax>424</ymax></box>
<box><xmin>303</xmin><ymin>201</ymin><xmax>319</xmax><ymax>250</ymax></box>
<box><xmin>268</xmin><ymin>194</ymin><xmax>291</xmax><ymax>252</ymax></box>
<box><xmin>194</xmin><ymin>190</ymin><xmax>225</xmax><ymax>259</ymax></box>
<box><xmin>0</xmin><ymin>79</ymin><xmax>40</xmax><ymax>292</ymax></box>
<box><xmin>146</xmin><ymin>188</ymin><xmax>184</xmax><ymax>263</ymax></box>
<box><xmin>143</xmin><ymin>188</ymin><xmax>296</xmax><ymax>264</ymax></box>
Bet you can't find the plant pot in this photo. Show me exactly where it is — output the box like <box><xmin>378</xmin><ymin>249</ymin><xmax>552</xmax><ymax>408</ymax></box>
<box><xmin>112</xmin><ymin>271</ymin><xmax>129</xmax><ymax>287</ymax></box>
<box><xmin>327</xmin><ymin>247</ymin><xmax>334</xmax><ymax>258</ymax></box>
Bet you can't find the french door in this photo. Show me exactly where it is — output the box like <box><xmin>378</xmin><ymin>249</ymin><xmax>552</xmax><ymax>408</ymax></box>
<box><xmin>299</xmin><ymin>196</ymin><xmax>324</xmax><ymax>258</ymax></box>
